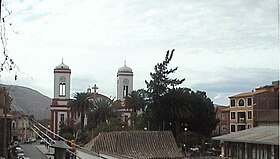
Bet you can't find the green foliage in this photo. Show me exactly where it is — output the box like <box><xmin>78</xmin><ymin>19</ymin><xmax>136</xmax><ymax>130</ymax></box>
<box><xmin>124</xmin><ymin>90</ymin><xmax>146</xmax><ymax>112</ymax></box>
<box><xmin>145</xmin><ymin>49</ymin><xmax>185</xmax><ymax>130</ymax></box>
<box><xmin>86</xmin><ymin>98</ymin><xmax>117</xmax><ymax>130</ymax></box>
<box><xmin>59</xmin><ymin>123</ymin><xmax>74</xmax><ymax>140</ymax></box>
<box><xmin>90</xmin><ymin>118</ymin><xmax>124</xmax><ymax>139</ymax></box>
<box><xmin>142</xmin><ymin>49</ymin><xmax>217</xmax><ymax>147</ymax></box>
<box><xmin>72</xmin><ymin>92</ymin><xmax>91</xmax><ymax>130</ymax></box>
<box><xmin>187</xmin><ymin>91</ymin><xmax>218</xmax><ymax>137</ymax></box>
<box><xmin>77</xmin><ymin>131</ymin><xmax>91</xmax><ymax>145</ymax></box>
<box><xmin>177</xmin><ymin>131</ymin><xmax>200</xmax><ymax>148</ymax></box>
<box><xmin>159</xmin><ymin>88</ymin><xmax>192</xmax><ymax>136</ymax></box>
<box><xmin>145</xmin><ymin>49</ymin><xmax>185</xmax><ymax>101</ymax></box>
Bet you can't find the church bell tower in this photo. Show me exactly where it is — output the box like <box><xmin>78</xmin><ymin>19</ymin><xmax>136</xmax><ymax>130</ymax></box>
<box><xmin>50</xmin><ymin>60</ymin><xmax>72</xmax><ymax>135</ymax></box>
<box><xmin>117</xmin><ymin>61</ymin><xmax>133</xmax><ymax>101</ymax></box>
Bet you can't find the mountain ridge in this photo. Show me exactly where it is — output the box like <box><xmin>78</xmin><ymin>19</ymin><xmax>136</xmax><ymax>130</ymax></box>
<box><xmin>1</xmin><ymin>84</ymin><xmax>52</xmax><ymax>120</ymax></box>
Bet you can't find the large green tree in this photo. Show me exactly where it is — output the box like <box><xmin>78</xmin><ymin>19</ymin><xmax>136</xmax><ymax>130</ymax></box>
<box><xmin>187</xmin><ymin>91</ymin><xmax>218</xmax><ymax>137</ymax></box>
<box><xmin>160</xmin><ymin>88</ymin><xmax>192</xmax><ymax>137</ymax></box>
<box><xmin>145</xmin><ymin>49</ymin><xmax>185</xmax><ymax>130</ymax></box>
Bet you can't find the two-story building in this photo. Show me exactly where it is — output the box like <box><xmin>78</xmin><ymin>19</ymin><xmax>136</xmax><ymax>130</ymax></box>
<box><xmin>228</xmin><ymin>81</ymin><xmax>279</xmax><ymax>133</ymax></box>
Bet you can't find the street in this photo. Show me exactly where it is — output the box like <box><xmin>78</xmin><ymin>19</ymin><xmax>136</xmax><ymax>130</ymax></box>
<box><xmin>20</xmin><ymin>142</ymin><xmax>48</xmax><ymax>159</ymax></box>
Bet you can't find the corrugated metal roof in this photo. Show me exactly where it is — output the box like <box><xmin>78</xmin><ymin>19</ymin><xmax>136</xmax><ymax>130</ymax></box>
<box><xmin>213</xmin><ymin>126</ymin><xmax>279</xmax><ymax>145</ymax></box>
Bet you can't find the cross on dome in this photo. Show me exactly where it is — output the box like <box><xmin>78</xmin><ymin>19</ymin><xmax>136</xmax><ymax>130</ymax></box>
<box><xmin>92</xmin><ymin>84</ymin><xmax>99</xmax><ymax>93</ymax></box>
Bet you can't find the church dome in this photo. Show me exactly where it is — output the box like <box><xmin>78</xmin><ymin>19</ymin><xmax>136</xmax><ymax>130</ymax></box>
<box><xmin>55</xmin><ymin>62</ymin><xmax>70</xmax><ymax>70</ymax></box>
<box><xmin>118</xmin><ymin>64</ymin><xmax>132</xmax><ymax>73</ymax></box>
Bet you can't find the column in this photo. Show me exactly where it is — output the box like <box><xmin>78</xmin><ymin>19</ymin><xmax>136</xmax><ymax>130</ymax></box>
<box><xmin>271</xmin><ymin>145</ymin><xmax>274</xmax><ymax>159</ymax></box>
<box><xmin>252</xmin><ymin>144</ymin><xmax>256</xmax><ymax>159</ymax></box>
<box><xmin>245</xmin><ymin>143</ymin><xmax>248</xmax><ymax>159</ymax></box>
<box><xmin>264</xmin><ymin>145</ymin><xmax>267</xmax><ymax>159</ymax></box>
<box><xmin>221</xmin><ymin>141</ymin><xmax>225</xmax><ymax>157</ymax></box>
<box><xmin>257</xmin><ymin>144</ymin><xmax>259</xmax><ymax>159</ymax></box>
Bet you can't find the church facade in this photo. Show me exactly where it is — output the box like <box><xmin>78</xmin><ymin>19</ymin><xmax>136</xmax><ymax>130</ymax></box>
<box><xmin>50</xmin><ymin>61</ymin><xmax>135</xmax><ymax>135</ymax></box>
<box><xmin>50</xmin><ymin>61</ymin><xmax>72</xmax><ymax>136</ymax></box>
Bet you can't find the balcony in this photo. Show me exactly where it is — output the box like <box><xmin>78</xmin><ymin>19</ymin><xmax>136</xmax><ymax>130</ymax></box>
<box><xmin>238</xmin><ymin>117</ymin><xmax>246</xmax><ymax>123</ymax></box>
<box><xmin>237</xmin><ymin>112</ymin><xmax>246</xmax><ymax>123</ymax></box>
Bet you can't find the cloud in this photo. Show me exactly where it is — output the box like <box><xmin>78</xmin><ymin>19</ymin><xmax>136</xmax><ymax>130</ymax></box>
<box><xmin>190</xmin><ymin>67</ymin><xmax>278</xmax><ymax>105</ymax></box>
<box><xmin>0</xmin><ymin>0</ymin><xmax>277</xmax><ymax>107</ymax></box>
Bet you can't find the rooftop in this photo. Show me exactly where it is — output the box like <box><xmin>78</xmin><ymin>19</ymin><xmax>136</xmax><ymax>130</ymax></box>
<box><xmin>85</xmin><ymin>131</ymin><xmax>184</xmax><ymax>159</ymax></box>
<box><xmin>229</xmin><ymin>89</ymin><xmax>267</xmax><ymax>98</ymax></box>
<box><xmin>213</xmin><ymin>126</ymin><xmax>279</xmax><ymax>145</ymax></box>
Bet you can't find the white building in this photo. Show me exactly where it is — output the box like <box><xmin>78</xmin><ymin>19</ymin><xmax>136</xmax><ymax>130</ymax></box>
<box><xmin>50</xmin><ymin>60</ymin><xmax>72</xmax><ymax>135</ymax></box>
<box><xmin>116</xmin><ymin>62</ymin><xmax>134</xmax><ymax>126</ymax></box>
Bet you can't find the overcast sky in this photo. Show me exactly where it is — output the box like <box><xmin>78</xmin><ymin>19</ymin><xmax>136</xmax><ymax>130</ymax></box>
<box><xmin>0</xmin><ymin>0</ymin><xmax>278</xmax><ymax>105</ymax></box>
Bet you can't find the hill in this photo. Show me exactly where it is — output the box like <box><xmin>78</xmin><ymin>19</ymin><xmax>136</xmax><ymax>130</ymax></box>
<box><xmin>2</xmin><ymin>85</ymin><xmax>52</xmax><ymax>120</ymax></box>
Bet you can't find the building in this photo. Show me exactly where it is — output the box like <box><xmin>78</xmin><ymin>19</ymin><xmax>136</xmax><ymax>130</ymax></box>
<box><xmin>214</xmin><ymin>105</ymin><xmax>230</xmax><ymax>136</ymax></box>
<box><xmin>228</xmin><ymin>81</ymin><xmax>279</xmax><ymax>133</ymax></box>
<box><xmin>84</xmin><ymin>131</ymin><xmax>184</xmax><ymax>158</ymax></box>
<box><xmin>115</xmin><ymin>62</ymin><xmax>134</xmax><ymax>126</ymax></box>
<box><xmin>0</xmin><ymin>88</ymin><xmax>12</xmax><ymax>157</ymax></box>
<box><xmin>10</xmin><ymin>112</ymin><xmax>36</xmax><ymax>143</ymax></box>
<box><xmin>50</xmin><ymin>61</ymin><xmax>72</xmax><ymax>136</ymax></box>
<box><xmin>213</xmin><ymin>126</ymin><xmax>279</xmax><ymax>159</ymax></box>
<box><xmin>0</xmin><ymin>111</ymin><xmax>12</xmax><ymax>158</ymax></box>
<box><xmin>117</xmin><ymin>62</ymin><xmax>133</xmax><ymax>101</ymax></box>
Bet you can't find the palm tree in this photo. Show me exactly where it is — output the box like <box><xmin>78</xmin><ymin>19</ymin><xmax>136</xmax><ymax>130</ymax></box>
<box><xmin>124</xmin><ymin>90</ymin><xmax>146</xmax><ymax>127</ymax></box>
<box><xmin>72</xmin><ymin>92</ymin><xmax>91</xmax><ymax>130</ymax></box>
<box><xmin>88</xmin><ymin>98</ymin><xmax>116</xmax><ymax>127</ymax></box>
<box><xmin>125</xmin><ymin>90</ymin><xmax>146</xmax><ymax>112</ymax></box>
<box><xmin>160</xmin><ymin>88</ymin><xmax>193</xmax><ymax>138</ymax></box>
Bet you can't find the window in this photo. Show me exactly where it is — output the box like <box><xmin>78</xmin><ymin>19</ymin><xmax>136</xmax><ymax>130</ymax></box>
<box><xmin>221</xmin><ymin>125</ymin><xmax>227</xmax><ymax>131</ymax></box>
<box><xmin>231</xmin><ymin>112</ymin><xmax>236</xmax><ymax>119</ymax></box>
<box><xmin>12</xmin><ymin>122</ymin><xmax>16</xmax><ymax>130</ymax></box>
<box><xmin>237</xmin><ymin>125</ymin><xmax>246</xmax><ymax>131</ymax></box>
<box><xmin>231</xmin><ymin>125</ymin><xmax>236</xmax><ymax>132</ymax></box>
<box><xmin>247</xmin><ymin>111</ymin><xmax>252</xmax><ymax>119</ymax></box>
<box><xmin>237</xmin><ymin>112</ymin><xmax>246</xmax><ymax>123</ymax></box>
<box><xmin>222</xmin><ymin>113</ymin><xmax>226</xmax><ymax>119</ymax></box>
<box><xmin>60</xmin><ymin>114</ymin><xmax>65</xmax><ymax>124</ymax></box>
<box><xmin>123</xmin><ymin>85</ymin><xmax>129</xmax><ymax>97</ymax></box>
<box><xmin>247</xmin><ymin>97</ymin><xmax>252</xmax><ymax>106</ymax></box>
<box><xmin>238</xmin><ymin>99</ymin><xmax>245</xmax><ymax>106</ymax></box>
<box><xmin>230</xmin><ymin>99</ymin><xmax>235</xmax><ymax>107</ymax></box>
<box><xmin>59</xmin><ymin>83</ymin><xmax>66</xmax><ymax>96</ymax></box>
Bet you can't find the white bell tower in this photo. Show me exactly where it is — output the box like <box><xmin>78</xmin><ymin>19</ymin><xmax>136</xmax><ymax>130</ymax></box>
<box><xmin>50</xmin><ymin>60</ymin><xmax>72</xmax><ymax>135</ymax></box>
<box><xmin>117</xmin><ymin>61</ymin><xmax>133</xmax><ymax>101</ymax></box>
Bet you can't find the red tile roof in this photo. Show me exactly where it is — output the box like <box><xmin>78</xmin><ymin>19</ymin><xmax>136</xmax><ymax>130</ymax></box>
<box><xmin>85</xmin><ymin>131</ymin><xmax>184</xmax><ymax>158</ymax></box>
<box><xmin>229</xmin><ymin>89</ymin><xmax>267</xmax><ymax>98</ymax></box>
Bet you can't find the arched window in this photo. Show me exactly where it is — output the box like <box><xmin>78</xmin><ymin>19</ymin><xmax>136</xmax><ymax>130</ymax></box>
<box><xmin>59</xmin><ymin>83</ymin><xmax>66</xmax><ymax>96</ymax></box>
<box><xmin>123</xmin><ymin>79</ymin><xmax>129</xmax><ymax>97</ymax></box>
<box><xmin>238</xmin><ymin>99</ymin><xmax>245</xmax><ymax>106</ymax></box>
<box><xmin>59</xmin><ymin>76</ymin><xmax>66</xmax><ymax>97</ymax></box>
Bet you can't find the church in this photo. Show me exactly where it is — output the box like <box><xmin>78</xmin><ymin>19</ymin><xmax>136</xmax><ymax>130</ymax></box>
<box><xmin>50</xmin><ymin>60</ymin><xmax>134</xmax><ymax>135</ymax></box>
